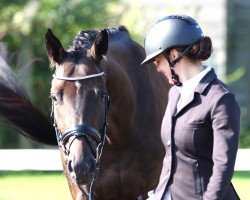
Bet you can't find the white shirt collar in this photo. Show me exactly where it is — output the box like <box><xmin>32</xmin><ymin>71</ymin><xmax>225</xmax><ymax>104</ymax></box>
<box><xmin>176</xmin><ymin>66</ymin><xmax>211</xmax><ymax>112</ymax></box>
<box><xmin>177</xmin><ymin>66</ymin><xmax>211</xmax><ymax>99</ymax></box>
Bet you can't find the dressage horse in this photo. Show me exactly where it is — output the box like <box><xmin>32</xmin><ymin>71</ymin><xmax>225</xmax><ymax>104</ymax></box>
<box><xmin>0</xmin><ymin>26</ymin><xmax>170</xmax><ymax>199</ymax></box>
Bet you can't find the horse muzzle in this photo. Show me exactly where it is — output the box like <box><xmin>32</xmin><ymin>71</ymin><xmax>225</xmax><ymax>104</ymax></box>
<box><xmin>58</xmin><ymin>124</ymin><xmax>103</xmax><ymax>184</ymax></box>
<box><xmin>67</xmin><ymin>146</ymin><xmax>96</xmax><ymax>185</ymax></box>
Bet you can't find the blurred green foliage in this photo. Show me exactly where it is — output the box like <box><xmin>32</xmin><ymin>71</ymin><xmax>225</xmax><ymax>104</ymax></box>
<box><xmin>0</xmin><ymin>0</ymin><xmax>122</xmax><ymax>148</ymax></box>
<box><xmin>1</xmin><ymin>1</ymin><xmax>249</xmax><ymax>149</ymax></box>
<box><xmin>0</xmin><ymin>0</ymin><xmax>154</xmax><ymax>148</ymax></box>
<box><xmin>225</xmin><ymin>67</ymin><xmax>245</xmax><ymax>85</ymax></box>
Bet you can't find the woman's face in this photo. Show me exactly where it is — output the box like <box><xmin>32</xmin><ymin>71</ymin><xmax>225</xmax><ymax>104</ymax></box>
<box><xmin>154</xmin><ymin>53</ymin><xmax>174</xmax><ymax>84</ymax></box>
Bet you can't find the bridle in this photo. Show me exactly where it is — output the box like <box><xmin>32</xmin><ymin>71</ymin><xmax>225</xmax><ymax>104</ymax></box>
<box><xmin>51</xmin><ymin>71</ymin><xmax>110</xmax><ymax>200</ymax></box>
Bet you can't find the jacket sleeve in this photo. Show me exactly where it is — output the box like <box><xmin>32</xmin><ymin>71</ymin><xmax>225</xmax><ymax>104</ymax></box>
<box><xmin>203</xmin><ymin>93</ymin><xmax>240</xmax><ymax>200</ymax></box>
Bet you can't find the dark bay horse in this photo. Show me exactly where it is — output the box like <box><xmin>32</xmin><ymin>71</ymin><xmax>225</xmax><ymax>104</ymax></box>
<box><xmin>0</xmin><ymin>26</ymin><xmax>170</xmax><ymax>199</ymax></box>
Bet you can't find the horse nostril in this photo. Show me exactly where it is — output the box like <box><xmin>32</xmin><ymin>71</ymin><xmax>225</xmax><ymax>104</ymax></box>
<box><xmin>67</xmin><ymin>160</ymin><xmax>73</xmax><ymax>173</ymax></box>
<box><xmin>67</xmin><ymin>160</ymin><xmax>77</xmax><ymax>181</ymax></box>
<box><xmin>86</xmin><ymin>158</ymin><xmax>95</xmax><ymax>172</ymax></box>
<box><xmin>66</xmin><ymin>152</ymin><xmax>96</xmax><ymax>184</ymax></box>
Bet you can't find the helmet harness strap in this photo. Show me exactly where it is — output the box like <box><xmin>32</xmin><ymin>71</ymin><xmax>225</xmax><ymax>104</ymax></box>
<box><xmin>163</xmin><ymin>45</ymin><xmax>192</xmax><ymax>87</ymax></box>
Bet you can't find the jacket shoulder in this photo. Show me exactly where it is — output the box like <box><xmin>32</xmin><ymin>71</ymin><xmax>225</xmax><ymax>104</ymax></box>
<box><xmin>203</xmin><ymin>77</ymin><xmax>234</xmax><ymax>99</ymax></box>
<box><xmin>212</xmin><ymin>79</ymin><xmax>231</xmax><ymax>94</ymax></box>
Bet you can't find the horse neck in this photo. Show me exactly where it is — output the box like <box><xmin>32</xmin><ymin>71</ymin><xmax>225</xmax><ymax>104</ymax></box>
<box><xmin>102</xmin><ymin>59</ymin><xmax>136</xmax><ymax>148</ymax></box>
<box><xmin>101</xmin><ymin>40</ymin><xmax>169</xmax><ymax>149</ymax></box>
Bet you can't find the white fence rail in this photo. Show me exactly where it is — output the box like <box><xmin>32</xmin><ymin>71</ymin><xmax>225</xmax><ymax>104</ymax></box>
<box><xmin>0</xmin><ymin>149</ymin><xmax>249</xmax><ymax>171</ymax></box>
<box><xmin>0</xmin><ymin>149</ymin><xmax>62</xmax><ymax>171</ymax></box>
<box><xmin>234</xmin><ymin>149</ymin><xmax>250</xmax><ymax>171</ymax></box>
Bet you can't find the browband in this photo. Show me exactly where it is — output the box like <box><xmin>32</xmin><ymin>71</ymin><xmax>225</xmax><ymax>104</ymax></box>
<box><xmin>53</xmin><ymin>72</ymin><xmax>105</xmax><ymax>81</ymax></box>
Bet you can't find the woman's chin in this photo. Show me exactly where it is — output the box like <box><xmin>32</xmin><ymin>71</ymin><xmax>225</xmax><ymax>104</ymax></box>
<box><xmin>168</xmin><ymin>78</ymin><xmax>174</xmax><ymax>85</ymax></box>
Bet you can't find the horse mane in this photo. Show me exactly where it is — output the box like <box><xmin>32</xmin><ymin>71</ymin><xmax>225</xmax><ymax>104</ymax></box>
<box><xmin>0</xmin><ymin>56</ymin><xmax>57</xmax><ymax>145</ymax></box>
<box><xmin>68</xmin><ymin>26</ymin><xmax>131</xmax><ymax>52</ymax></box>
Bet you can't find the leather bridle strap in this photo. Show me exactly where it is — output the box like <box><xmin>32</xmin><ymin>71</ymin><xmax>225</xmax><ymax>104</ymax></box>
<box><xmin>60</xmin><ymin>125</ymin><xmax>101</xmax><ymax>146</ymax></box>
<box><xmin>57</xmin><ymin>124</ymin><xmax>102</xmax><ymax>157</ymax></box>
<box><xmin>53</xmin><ymin>72</ymin><xmax>105</xmax><ymax>81</ymax></box>
<box><xmin>89</xmin><ymin>94</ymin><xmax>109</xmax><ymax>200</ymax></box>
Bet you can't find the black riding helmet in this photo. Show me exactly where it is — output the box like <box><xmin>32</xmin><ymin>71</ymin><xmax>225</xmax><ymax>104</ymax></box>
<box><xmin>141</xmin><ymin>14</ymin><xmax>204</xmax><ymax>65</ymax></box>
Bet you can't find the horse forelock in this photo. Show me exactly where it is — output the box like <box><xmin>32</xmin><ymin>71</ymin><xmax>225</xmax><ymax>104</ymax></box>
<box><xmin>68</xmin><ymin>26</ymin><xmax>131</xmax><ymax>52</ymax></box>
<box><xmin>68</xmin><ymin>30</ymin><xmax>98</xmax><ymax>52</ymax></box>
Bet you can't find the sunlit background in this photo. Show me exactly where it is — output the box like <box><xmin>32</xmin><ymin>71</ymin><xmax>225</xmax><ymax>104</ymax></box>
<box><xmin>0</xmin><ymin>0</ymin><xmax>249</xmax><ymax>199</ymax></box>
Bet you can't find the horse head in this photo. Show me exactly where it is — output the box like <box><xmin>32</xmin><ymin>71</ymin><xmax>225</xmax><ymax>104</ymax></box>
<box><xmin>45</xmin><ymin>28</ymin><xmax>110</xmax><ymax>197</ymax></box>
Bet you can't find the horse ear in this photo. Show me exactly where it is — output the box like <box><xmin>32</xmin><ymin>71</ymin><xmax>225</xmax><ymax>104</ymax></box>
<box><xmin>91</xmin><ymin>29</ymin><xmax>108</xmax><ymax>62</ymax></box>
<box><xmin>45</xmin><ymin>28</ymin><xmax>67</xmax><ymax>65</ymax></box>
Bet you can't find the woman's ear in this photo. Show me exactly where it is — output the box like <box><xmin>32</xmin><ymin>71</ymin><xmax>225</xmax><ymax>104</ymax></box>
<box><xmin>169</xmin><ymin>49</ymin><xmax>179</xmax><ymax>61</ymax></box>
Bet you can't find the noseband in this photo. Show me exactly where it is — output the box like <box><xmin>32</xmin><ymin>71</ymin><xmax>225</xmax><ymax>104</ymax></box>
<box><xmin>51</xmin><ymin>71</ymin><xmax>109</xmax><ymax>200</ymax></box>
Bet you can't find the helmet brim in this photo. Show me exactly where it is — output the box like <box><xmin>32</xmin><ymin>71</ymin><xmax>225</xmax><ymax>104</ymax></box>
<box><xmin>141</xmin><ymin>49</ymin><xmax>163</xmax><ymax>65</ymax></box>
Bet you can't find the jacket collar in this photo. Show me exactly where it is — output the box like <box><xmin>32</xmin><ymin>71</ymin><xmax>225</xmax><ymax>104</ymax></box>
<box><xmin>172</xmin><ymin>68</ymin><xmax>217</xmax><ymax>117</ymax></box>
<box><xmin>195</xmin><ymin>68</ymin><xmax>217</xmax><ymax>94</ymax></box>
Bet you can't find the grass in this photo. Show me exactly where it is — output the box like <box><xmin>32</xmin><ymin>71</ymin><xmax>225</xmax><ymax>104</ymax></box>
<box><xmin>0</xmin><ymin>171</ymin><xmax>71</xmax><ymax>200</ymax></box>
<box><xmin>0</xmin><ymin>171</ymin><xmax>249</xmax><ymax>200</ymax></box>
<box><xmin>232</xmin><ymin>171</ymin><xmax>250</xmax><ymax>200</ymax></box>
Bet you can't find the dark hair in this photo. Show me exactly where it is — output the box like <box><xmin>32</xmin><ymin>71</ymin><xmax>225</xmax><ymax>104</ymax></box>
<box><xmin>175</xmin><ymin>36</ymin><xmax>213</xmax><ymax>61</ymax></box>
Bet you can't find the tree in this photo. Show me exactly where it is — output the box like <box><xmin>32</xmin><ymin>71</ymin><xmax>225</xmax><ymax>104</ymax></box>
<box><xmin>0</xmin><ymin>0</ymin><xmax>119</xmax><ymax>148</ymax></box>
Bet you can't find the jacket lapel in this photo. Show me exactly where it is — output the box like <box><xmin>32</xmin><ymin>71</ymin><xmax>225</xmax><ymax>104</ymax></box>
<box><xmin>174</xmin><ymin>69</ymin><xmax>217</xmax><ymax>117</ymax></box>
<box><xmin>175</xmin><ymin>92</ymin><xmax>195</xmax><ymax>117</ymax></box>
<box><xmin>195</xmin><ymin>68</ymin><xmax>217</xmax><ymax>94</ymax></box>
<box><xmin>170</xmin><ymin>88</ymin><xmax>180</xmax><ymax>116</ymax></box>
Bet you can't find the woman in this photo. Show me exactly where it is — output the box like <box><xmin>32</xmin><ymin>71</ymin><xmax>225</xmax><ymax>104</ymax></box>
<box><xmin>141</xmin><ymin>15</ymin><xmax>240</xmax><ymax>200</ymax></box>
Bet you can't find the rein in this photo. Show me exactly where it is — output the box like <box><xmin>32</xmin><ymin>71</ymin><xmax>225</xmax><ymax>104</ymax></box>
<box><xmin>51</xmin><ymin>71</ymin><xmax>109</xmax><ymax>200</ymax></box>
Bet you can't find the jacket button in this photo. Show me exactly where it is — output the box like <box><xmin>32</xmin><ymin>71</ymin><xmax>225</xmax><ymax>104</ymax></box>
<box><xmin>167</xmin><ymin>140</ymin><xmax>171</xmax><ymax>146</ymax></box>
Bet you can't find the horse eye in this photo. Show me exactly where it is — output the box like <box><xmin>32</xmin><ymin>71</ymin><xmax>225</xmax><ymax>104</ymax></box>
<box><xmin>101</xmin><ymin>94</ymin><xmax>106</xmax><ymax>101</ymax></box>
<box><xmin>98</xmin><ymin>91</ymin><xmax>106</xmax><ymax>102</ymax></box>
<box><xmin>50</xmin><ymin>90</ymin><xmax>63</xmax><ymax>103</ymax></box>
<box><xmin>50</xmin><ymin>94</ymin><xmax>58</xmax><ymax>102</ymax></box>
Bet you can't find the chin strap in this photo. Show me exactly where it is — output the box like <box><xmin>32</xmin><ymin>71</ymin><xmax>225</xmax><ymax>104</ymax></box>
<box><xmin>169</xmin><ymin>68</ymin><xmax>182</xmax><ymax>86</ymax></box>
<box><xmin>164</xmin><ymin>45</ymin><xmax>192</xmax><ymax>87</ymax></box>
